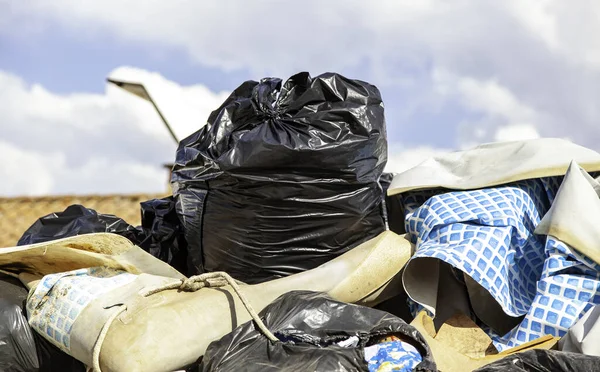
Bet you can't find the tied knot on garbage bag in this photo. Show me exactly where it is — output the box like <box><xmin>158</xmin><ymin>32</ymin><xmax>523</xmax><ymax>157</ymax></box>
<box><xmin>253</xmin><ymin>77</ymin><xmax>283</xmax><ymax>120</ymax></box>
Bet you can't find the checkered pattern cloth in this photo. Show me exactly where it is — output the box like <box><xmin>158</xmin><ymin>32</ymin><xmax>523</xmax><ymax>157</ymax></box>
<box><xmin>26</xmin><ymin>267</ymin><xmax>137</xmax><ymax>353</ymax></box>
<box><xmin>402</xmin><ymin>176</ymin><xmax>600</xmax><ymax>351</ymax></box>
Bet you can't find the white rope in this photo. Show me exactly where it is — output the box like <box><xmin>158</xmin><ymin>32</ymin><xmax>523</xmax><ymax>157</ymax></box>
<box><xmin>142</xmin><ymin>272</ymin><xmax>277</xmax><ymax>342</ymax></box>
<box><xmin>92</xmin><ymin>305</ymin><xmax>126</xmax><ymax>372</ymax></box>
<box><xmin>91</xmin><ymin>271</ymin><xmax>277</xmax><ymax>371</ymax></box>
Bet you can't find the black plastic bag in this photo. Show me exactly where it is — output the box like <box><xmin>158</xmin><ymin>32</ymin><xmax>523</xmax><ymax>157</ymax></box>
<box><xmin>0</xmin><ymin>276</ymin><xmax>29</xmax><ymax>308</ymax></box>
<box><xmin>33</xmin><ymin>334</ymin><xmax>86</xmax><ymax>372</ymax></box>
<box><xmin>17</xmin><ymin>204</ymin><xmax>146</xmax><ymax>246</ymax></box>
<box><xmin>473</xmin><ymin>349</ymin><xmax>600</xmax><ymax>371</ymax></box>
<box><xmin>139</xmin><ymin>197</ymin><xmax>188</xmax><ymax>275</ymax></box>
<box><xmin>0</xmin><ymin>275</ymin><xmax>86</xmax><ymax>372</ymax></box>
<box><xmin>171</xmin><ymin>72</ymin><xmax>388</xmax><ymax>283</ymax></box>
<box><xmin>17</xmin><ymin>203</ymin><xmax>188</xmax><ymax>275</ymax></box>
<box><xmin>0</xmin><ymin>299</ymin><xmax>39</xmax><ymax>372</ymax></box>
<box><xmin>0</xmin><ymin>275</ymin><xmax>37</xmax><ymax>372</ymax></box>
<box><xmin>199</xmin><ymin>291</ymin><xmax>437</xmax><ymax>372</ymax></box>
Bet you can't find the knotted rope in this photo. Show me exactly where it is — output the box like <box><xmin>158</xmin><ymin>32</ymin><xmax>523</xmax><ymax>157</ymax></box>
<box><xmin>91</xmin><ymin>271</ymin><xmax>278</xmax><ymax>372</ymax></box>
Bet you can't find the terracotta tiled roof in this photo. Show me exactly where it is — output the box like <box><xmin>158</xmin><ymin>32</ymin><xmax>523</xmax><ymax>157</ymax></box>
<box><xmin>0</xmin><ymin>193</ymin><xmax>166</xmax><ymax>248</ymax></box>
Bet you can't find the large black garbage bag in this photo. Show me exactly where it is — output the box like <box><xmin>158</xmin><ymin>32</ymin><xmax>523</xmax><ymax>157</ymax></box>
<box><xmin>473</xmin><ymin>349</ymin><xmax>600</xmax><ymax>371</ymax></box>
<box><xmin>171</xmin><ymin>72</ymin><xmax>388</xmax><ymax>283</ymax></box>
<box><xmin>17</xmin><ymin>204</ymin><xmax>146</xmax><ymax>246</ymax></box>
<box><xmin>199</xmin><ymin>291</ymin><xmax>437</xmax><ymax>372</ymax></box>
<box><xmin>139</xmin><ymin>197</ymin><xmax>188</xmax><ymax>275</ymax></box>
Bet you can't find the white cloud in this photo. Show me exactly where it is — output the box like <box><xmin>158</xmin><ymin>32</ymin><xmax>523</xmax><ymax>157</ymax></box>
<box><xmin>0</xmin><ymin>1</ymin><xmax>580</xmax><ymax>75</ymax></box>
<box><xmin>0</xmin><ymin>68</ymin><xmax>225</xmax><ymax>196</ymax></box>
<box><xmin>8</xmin><ymin>0</ymin><xmax>592</xmax><ymax>151</ymax></box>
<box><xmin>494</xmin><ymin>124</ymin><xmax>541</xmax><ymax>142</ymax></box>
<box><xmin>2</xmin><ymin>0</ymin><xmax>600</xmax><ymax>194</ymax></box>
<box><xmin>0</xmin><ymin>141</ymin><xmax>61</xmax><ymax>195</ymax></box>
<box><xmin>385</xmin><ymin>145</ymin><xmax>453</xmax><ymax>175</ymax></box>
<box><xmin>0</xmin><ymin>140</ymin><xmax>166</xmax><ymax>195</ymax></box>
<box><xmin>456</xmin><ymin>78</ymin><xmax>537</xmax><ymax>123</ymax></box>
<box><xmin>431</xmin><ymin>69</ymin><xmax>544</xmax><ymax>147</ymax></box>
<box><xmin>433</xmin><ymin>70</ymin><xmax>539</xmax><ymax>125</ymax></box>
<box><xmin>3</xmin><ymin>0</ymin><xmax>597</xmax><ymax>75</ymax></box>
<box><xmin>504</xmin><ymin>0</ymin><xmax>560</xmax><ymax>51</ymax></box>
<box><xmin>107</xmin><ymin>67</ymin><xmax>230</xmax><ymax>141</ymax></box>
<box><xmin>505</xmin><ymin>1</ymin><xmax>600</xmax><ymax>71</ymax></box>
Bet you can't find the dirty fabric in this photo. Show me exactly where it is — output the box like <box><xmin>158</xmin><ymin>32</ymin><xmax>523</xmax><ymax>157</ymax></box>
<box><xmin>199</xmin><ymin>291</ymin><xmax>436</xmax><ymax>372</ymax></box>
<box><xmin>402</xmin><ymin>169</ymin><xmax>600</xmax><ymax>351</ymax></box>
<box><xmin>387</xmin><ymin>138</ymin><xmax>600</xmax><ymax>196</ymax></box>
<box><xmin>26</xmin><ymin>267</ymin><xmax>136</xmax><ymax>353</ymax></box>
<box><xmin>364</xmin><ymin>338</ymin><xmax>422</xmax><ymax>372</ymax></box>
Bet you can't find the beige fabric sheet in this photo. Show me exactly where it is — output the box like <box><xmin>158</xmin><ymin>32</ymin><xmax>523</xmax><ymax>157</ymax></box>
<box><xmin>388</xmin><ymin>138</ymin><xmax>600</xmax><ymax>196</ymax></box>
<box><xmin>559</xmin><ymin>305</ymin><xmax>600</xmax><ymax>356</ymax></box>
<box><xmin>0</xmin><ymin>233</ymin><xmax>184</xmax><ymax>287</ymax></box>
<box><xmin>535</xmin><ymin>161</ymin><xmax>600</xmax><ymax>266</ymax></box>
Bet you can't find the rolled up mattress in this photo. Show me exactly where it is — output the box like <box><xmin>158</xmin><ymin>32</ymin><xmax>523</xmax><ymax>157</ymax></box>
<box><xmin>13</xmin><ymin>231</ymin><xmax>412</xmax><ymax>372</ymax></box>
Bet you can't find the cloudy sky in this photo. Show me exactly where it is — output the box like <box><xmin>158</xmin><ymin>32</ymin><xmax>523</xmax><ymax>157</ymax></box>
<box><xmin>0</xmin><ymin>1</ymin><xmax>599</xmax><ymax>196</ymax></box>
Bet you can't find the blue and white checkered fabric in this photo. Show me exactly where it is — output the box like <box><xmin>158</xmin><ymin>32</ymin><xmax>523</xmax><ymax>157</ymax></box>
<box><xmin>364</xmin><ymin>340</ymin><xmax>423</xmax><ymax>372</ymax></box>
<box><xmin>489</xmin><ymin>236</ymin><xmax>600</xmax><ymax>349</ymax></box>
<box><xmin>403</xmin><ymin>176</ymin><xmax>600</xmax><ymax>352</ymax></box>
<box><xmin>27</xmin><ymin>267</ymin><xmax>136</xmax><ymax>353</ymax></box>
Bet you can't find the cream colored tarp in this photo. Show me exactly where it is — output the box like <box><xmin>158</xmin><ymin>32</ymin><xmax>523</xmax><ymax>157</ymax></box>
<box><xmin>388</xmin><ymin>138</ymin><xmax>600</xmax><ymax>196</ymax></box>
<box><xmin>0</xmin><ymin>233</ymin><xmax>184</xmax><ymax>287</ymax></box>
<box><xmin>535</xmin><ymin>161</ymin><xmax>600</xmax><ymax>265</ymax></box>
<box><xmin>560</xmin><ymin>305</ymin><xmax>600</xmax><ymax>356</ymax></box>
<box><xmin>540</xmin><ymin>163</ymin><xmax>600</xmax><ymax>356</ymax></box>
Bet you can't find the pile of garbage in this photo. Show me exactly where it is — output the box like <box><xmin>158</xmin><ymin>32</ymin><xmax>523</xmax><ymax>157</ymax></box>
<box><xmin>2</xmin><ymin>72</ymin><xmax>600</xmax><ymax>371</ymax></box>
